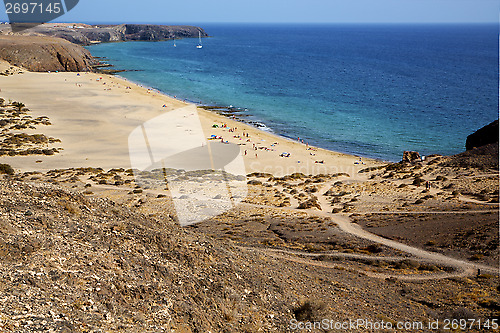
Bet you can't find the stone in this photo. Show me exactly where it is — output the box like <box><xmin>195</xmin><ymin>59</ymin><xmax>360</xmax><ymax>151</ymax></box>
<box><xmin>402</xmin><ymin>151</ymin><xmax>421</xmax><ymax>163</ymax></box>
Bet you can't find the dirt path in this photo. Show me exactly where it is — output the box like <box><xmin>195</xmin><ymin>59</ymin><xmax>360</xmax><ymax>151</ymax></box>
<box><xmin>241</xmin><ymin>246</ymin><xmax>477</xmax><ymax>281</ymax></box>
<box><xmin>314</xmin><ymin>181</ymin><xmax>499</xmax><ymax>277</ymax></box>
<box><xmin>76</xmin><ymin>177</ymin><xmax>500</xmax><ymax>280</ymax></box>
<box><xmin>345</xmin><ymin>210</ymin><xmax>499</xmax><ymax>215</ymax></box>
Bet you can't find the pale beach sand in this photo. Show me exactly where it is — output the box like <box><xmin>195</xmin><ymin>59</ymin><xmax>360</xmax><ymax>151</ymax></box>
<box><xmin>0</xmin><ymin>61</ymin><xmax>383</xmax><ymax>177</ymax></box>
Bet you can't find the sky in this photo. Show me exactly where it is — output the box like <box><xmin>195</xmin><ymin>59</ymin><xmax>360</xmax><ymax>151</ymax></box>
<box><xmin>0</xmin><ymin>0</ymin><xmax>498</xmax><ymax>24</ymax></box>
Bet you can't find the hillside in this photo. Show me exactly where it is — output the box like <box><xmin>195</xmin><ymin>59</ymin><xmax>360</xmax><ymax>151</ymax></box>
<box><xmin>0</xmin><ymin>35</ymin><xmax>96</xmax><ymax>72</ymax></box>
<box><xmin>0</xmin><ymin>164</ymin><xmax>497</xmax><ymax>332</ymax></box>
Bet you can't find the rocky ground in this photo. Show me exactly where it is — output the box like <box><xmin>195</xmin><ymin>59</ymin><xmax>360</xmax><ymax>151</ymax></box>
<box><xmin>0</xmin><ymin>146</ymin><xmax>497</xmax><ymax>332</ymax></box>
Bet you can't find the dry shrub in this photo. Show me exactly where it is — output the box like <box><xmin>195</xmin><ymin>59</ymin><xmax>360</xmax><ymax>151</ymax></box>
<box><xmin>293</xmin><ymin>299</ymin><xmax>326</xmax><ymax>321</ymax></box>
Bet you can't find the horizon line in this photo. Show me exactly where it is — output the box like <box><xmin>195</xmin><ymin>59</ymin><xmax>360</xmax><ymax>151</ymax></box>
<box><xmin>48</xmin><ymin>21</ymin><xmax>499</xmax><ymax>25</ymax></box>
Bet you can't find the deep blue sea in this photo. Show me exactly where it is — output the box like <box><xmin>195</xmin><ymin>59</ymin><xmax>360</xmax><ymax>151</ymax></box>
<box><xmin>87</xmin><ymin>24</ymin><xmax>499</xmax><ymax>161</ymax></box>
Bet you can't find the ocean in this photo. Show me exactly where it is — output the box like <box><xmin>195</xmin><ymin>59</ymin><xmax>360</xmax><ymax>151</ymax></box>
<box><xmin>87</xmin><ymin>24</ymin><xmax>499</xmax><ymax>161</ymax></box>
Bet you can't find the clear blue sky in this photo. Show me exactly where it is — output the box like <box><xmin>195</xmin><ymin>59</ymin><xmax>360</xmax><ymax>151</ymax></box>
<box><xmin>1</xmin><ymin>0</ymin><xmax>498</xmax><ymax>24</ymax></box>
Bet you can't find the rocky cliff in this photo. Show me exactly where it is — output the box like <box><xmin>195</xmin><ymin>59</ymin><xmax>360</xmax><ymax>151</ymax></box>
<box><xmin>0</xmin><ymin>35</ymin><xmax>96</xmax><ymax>72</ymax></box>
<box><xmin>110</xmin><ymin>24</ymin><xmax>207</xmax><ymax>42</ymax></box>
<box><xmin>465</xmin><ymin>119</ymin><xmax>499</xmax><ymax>151</ymax></box>
<box><xmin>441</xmin><ymin>119</ymin><xmax>500</xmax><ymax>170</ymax></box>
<box><xmin>0</xmin><ymin>23</ymin><xmax>208</xmax><ymax>72</ymax></box>
<box><xmin>3</xmin><ymin>23</ymin><xmax>208</xmax><ymax>46</ymax></box>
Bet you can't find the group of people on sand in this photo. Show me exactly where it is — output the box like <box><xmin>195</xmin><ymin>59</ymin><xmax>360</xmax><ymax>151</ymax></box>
<box><xmin>297</xmin><ymin>137</ymin><xmax>306</xmax><ymax>144</ymax></box>
<box><xmin>244</xmin><ymin>150</ymin><xmax>258</xmax><ymax>158</ymax></box>
<box><xmin>209</xmin><ymin>122</ymin><xmax>331</xmax><ymax>164</ymax></box>
<box><xmin>211</xmin><ymin>123</ymin><xmax>272</xmax><ymax>159</ymax></box>
<box><xmin>354</xmin><ymin>157</ymin><xmax>365</xmax><ymax>165</ymax></box>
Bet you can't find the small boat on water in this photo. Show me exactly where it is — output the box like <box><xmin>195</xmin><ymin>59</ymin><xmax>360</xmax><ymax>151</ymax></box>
<box><xmin>173</xmin><ymin>37</ymin><xmax>176</xmax><ymax>47</ymax></box>
<box><xmin>196</xmin><ymin>31</ymin><xmax>203</xmax><ymax>49</ymax></box>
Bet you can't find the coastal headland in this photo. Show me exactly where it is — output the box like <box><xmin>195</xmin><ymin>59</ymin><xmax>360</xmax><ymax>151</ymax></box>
<box><xmin>0</xmin><ymin>26</ymin><xmax>497</xmax><ymax>332</ymax></box>
<box><xmin>0</xmin><ymin>23</ymin><xmax>208</xmax><ymax>72</ymax></box>
<box><xmin>0</xmin><ymin>23</ymin><xmax>209</xmax><ymax>45</ymax></box>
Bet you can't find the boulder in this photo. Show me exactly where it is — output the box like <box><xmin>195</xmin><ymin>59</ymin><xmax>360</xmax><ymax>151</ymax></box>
<box><xmin>402</xmin><ymin>151</ymin><xmax>421</xmax><ymax>163</ymax></box>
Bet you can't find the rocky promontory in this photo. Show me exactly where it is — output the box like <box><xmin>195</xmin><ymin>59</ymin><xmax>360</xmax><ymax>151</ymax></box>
<box><xmin>466</xmin><ymin>119</ymin><xmax>499</xmax><ymax>151</ymax></box>
<box><xmin>1</xmin><ymin>23</ymin><xmax>208</xmax><ymax>46</ymax></box>
<box><xmin>0</xmin><ymin>23</ymin><xmax>208</xmax><ymax>72</ymax></box>
<box><xmin>0</xmin><ymin>35</ymin><xmax>96</xmax><ymax>72</ymax></box>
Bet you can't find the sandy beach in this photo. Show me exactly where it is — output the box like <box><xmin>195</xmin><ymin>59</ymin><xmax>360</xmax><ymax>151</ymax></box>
<box><xmin>0</xmin><ymin>60</ymin><xmax>382</xmax><ymax>177</ymax></box>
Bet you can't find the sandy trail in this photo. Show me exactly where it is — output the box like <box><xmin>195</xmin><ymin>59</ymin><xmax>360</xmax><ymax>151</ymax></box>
<box><xmin>238</xmin><ymin>180</ymin><xmax>498</xmax><ymax>280</ymax></box>
<box><xmin>244</xmin><ymin>247</ymin><xmax>474</xmax><ymax>281</ymax></box>
<box><xmin>81</xmin><ymin>176</ymin><xmax>497</xmax><ymax>280</ymax></box>
<box><xmin>315</xmin><ymin>181</ymin><xmax>499</xmax><ymax>277</ymax></box>
<box><xmin>344</xmin><ymin>210</ymin><xmax>499</xmax><ymax>215</ymax></box>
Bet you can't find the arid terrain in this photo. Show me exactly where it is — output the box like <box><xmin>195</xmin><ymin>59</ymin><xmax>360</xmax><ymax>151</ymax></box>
<box><xmin>0</xmin><ymin>142</ymin><xmax>497</xmax><ymax>332</ymax></box>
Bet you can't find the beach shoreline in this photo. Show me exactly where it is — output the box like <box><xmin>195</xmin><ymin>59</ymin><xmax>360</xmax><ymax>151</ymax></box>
<box><xmin>0</xmin><ymin>60</ymin><xmax>384</xmax><ymax>177</ymax></box>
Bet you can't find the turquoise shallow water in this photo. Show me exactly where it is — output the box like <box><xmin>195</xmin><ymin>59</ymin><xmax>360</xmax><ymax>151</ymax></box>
<box><xmin>87</xmin><ymin>24</ymin><xmax>499</xmax><ymax>161</ymax></box>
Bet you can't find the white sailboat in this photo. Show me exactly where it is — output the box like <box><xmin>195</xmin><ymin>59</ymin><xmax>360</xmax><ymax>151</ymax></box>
<box><xmin>196</xmin><ymin>31</ymin><xmax>203</xmax><ymax>49</ymax></box>
<box><xmin>173</xmin><ymin>37</ymin><xmax>176</xmax><ymax>47</ymax></box>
